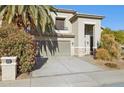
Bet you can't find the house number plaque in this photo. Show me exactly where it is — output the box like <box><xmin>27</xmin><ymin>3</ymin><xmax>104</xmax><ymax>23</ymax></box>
<box><xmin>6</xmin><ymin>59</ymin><xmax>12</xmax><ymax>64</ymax></box>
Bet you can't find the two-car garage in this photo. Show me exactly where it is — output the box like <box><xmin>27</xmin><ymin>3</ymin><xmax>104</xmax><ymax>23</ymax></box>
<box><xmin>36</xmin><ymin>39</ymin><xmax>73</xmax><ymax>57</ymax></box>
<box><xmin>35</xmin><ymin>34</ymin><xmax>74</xmax><ymax>57</ymax></box>
<box><xmin>55</xmin><ymin>40</ymin><xmax>71</xmax><ymax>56</ymax></box>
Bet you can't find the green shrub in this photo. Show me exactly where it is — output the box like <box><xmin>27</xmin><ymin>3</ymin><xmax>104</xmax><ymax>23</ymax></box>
<box><xmin>96</xmin><ymin>48</ymin><xmax>112</xmax><ymax>61</ymax></box>
<box><xmin>0</xmin><ymin>23</ymin><xmax>36</xmax><ymax>74</ymax></box>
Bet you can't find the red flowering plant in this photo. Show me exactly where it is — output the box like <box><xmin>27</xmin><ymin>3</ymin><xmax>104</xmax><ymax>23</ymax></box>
<box><xmin>0</xmin><ymin>23</ymin><xmax>36</xmax><ymax>74</ymax></box>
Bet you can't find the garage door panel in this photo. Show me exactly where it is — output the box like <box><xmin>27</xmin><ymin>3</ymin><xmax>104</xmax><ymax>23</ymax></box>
<box><xmin>38</xmin><ymin>40</ymin><xmax>71</xmax><ymax>56</ymax></box>
<box><xmin>56</xmin><ymin>41</ymin><xmax>71</xmax><ymax>56</ymax></box>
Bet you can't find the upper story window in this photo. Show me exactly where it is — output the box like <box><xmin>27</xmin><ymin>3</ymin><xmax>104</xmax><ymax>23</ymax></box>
<box><xmin>84</xmin><ymin>24</ymin><xmax>94</xmax><ymax>35</ymax></box>
<box><xmin>55</xmin><ymin>17</ymin><xmax>66</xmax><ymax>30</ymax></box>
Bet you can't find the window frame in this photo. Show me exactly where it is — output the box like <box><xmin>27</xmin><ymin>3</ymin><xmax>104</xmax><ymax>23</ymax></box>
<box><xmin>55</xmin><ymin>17</ymin><xmax>66</xmax><ymax>30</ymax></box>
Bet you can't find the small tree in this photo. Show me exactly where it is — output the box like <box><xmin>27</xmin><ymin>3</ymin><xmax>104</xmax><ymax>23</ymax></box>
<box><xmin>0</xmin><ymin>23</ymin><xmax>36</xmax><ymax>74</ymax></box>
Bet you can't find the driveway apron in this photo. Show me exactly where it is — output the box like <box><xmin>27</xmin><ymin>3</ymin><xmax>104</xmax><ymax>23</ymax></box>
<box><xmin>32</xmin><ymin>56</ymin><xmax>103</xmax><ymax>77</ymax></box>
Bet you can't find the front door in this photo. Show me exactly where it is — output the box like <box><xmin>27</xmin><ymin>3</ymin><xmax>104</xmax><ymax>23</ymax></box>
<box><xmin>84</xmin><ymin>24</ymin><xmax>94</xmax><ymax>55</ymax></box>
<box><xmin>90</xmin><ymin>36</ymin><xmax>93</xmax><ymax>55</ymax></box>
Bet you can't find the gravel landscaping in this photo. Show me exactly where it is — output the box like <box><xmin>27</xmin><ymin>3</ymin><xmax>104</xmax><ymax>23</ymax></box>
<box><xmin>92</xmin><ymin>59</ymin><xmax>124</xmax><ymax>70</ymax></box>
<box><xmin>80</xmin><ymin>55</ymin><xmax>124</xmax><ymax>70</ymax></box>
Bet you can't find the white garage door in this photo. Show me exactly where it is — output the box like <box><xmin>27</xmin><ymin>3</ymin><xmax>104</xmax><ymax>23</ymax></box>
<box><xmin>38</xmin><ymin>40</ymin><xmax>71</xmax><ymax>56</ymax></box>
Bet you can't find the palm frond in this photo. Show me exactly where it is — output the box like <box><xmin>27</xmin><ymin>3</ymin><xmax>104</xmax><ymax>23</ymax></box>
<box><xmin>0</xmin><ymin>5</ymin><xmax>56</xmax><ymax>34</ymax></box>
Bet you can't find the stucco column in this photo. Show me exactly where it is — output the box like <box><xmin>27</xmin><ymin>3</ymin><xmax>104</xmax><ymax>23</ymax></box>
<box><xmin>1</xmin><ymin>57</ymin><xmax>17</xmax><ymax>81</ymax></box>
<box><xmin>93</xmin><ymin>23</ymin><xmax>101</xmax><ymax>50</ymax></box>
<box><xmin>77</xmin><ymin>21</ymin><xmax>85</xmax><ymax>56</ymax></box>
<box><xmin>93</xmin><ymin>25</ymin><xmax>97</xmax><ymax>49</ymax></box>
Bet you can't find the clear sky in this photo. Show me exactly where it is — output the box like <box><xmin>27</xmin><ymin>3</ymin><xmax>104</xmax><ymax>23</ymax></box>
<box><xmin>55</xmin><ymin>5</ymin><xmax>124</xmax><ymax>30</ymax></box>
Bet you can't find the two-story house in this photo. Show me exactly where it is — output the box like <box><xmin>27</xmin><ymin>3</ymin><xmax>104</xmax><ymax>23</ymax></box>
<box><xmin>35</xmin><ymin>8</ymin><xmax>104</xmax><ymax>57</ymax></box>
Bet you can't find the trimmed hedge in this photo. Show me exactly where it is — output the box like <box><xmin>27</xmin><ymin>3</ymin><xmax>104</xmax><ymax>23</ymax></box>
<box><xmin>0</xmin><ymin>23</ymin><xmax>36</xmax><ymax>74</ymax></box>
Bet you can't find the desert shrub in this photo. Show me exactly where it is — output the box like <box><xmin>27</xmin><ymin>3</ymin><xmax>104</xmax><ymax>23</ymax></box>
<box><xmin>0</xmin><ymin>23</ymin><xmax>36</xmax><ymax>74</ymax></box>
<box><xmin>121</xmin><ymin>47</ymin><xmax>124</xmax><ymax>60</ymax></box>
<box><xmin>100</xmin><ymin>34</ymin><xmax>115</xmax><ymax>49</ymax></box>
<box><xmin>96</xmin><ymin>48</ymin><xmax>111</xmax><ymax>61</ymax></box>
<box><xmin>121</xmin><ymin>48</ymin><xmax>124</xmax><ymax>56</ymax></box>
<box><xmin>102</xmin><ymin>28</ymin><xmax>124</xmax><ymax>45</ymax></box>
<box><xmin>101</xmin><ymin>28</ymin><xmax>113</xmax><ymax>35</ymax></box>
<box><xmin>97</xmin><ymin>31</ymin><xmax>121</xmax><ymax>61</ymax></box>
<box><xmin>100</xmin><ymin>34</ymin><xmax>121</xmax><ymax>59</ymax></box>
<box><xmin>113</xmin><ymin>31</ymin><xmax>124</xmax><ymax>45</ymax></box>
<box><xmin>96</xmin><ymin>28</ymin><xmax>122</xmax><ymax>61</ymax></box>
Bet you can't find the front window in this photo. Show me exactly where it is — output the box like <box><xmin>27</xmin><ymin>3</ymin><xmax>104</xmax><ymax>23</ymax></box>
<box><xmin>84</xmin><ymin>24</ymin><xmax>94</xmax><ymax>35</ymax></box>
<box><xmin>55</xmin><ymin>17</ymin><xmax>65</xmax><ymax>30</ymax></box>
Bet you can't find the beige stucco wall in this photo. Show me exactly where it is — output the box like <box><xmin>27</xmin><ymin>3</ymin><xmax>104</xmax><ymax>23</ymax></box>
<box><xmin>72</xmin><ymin>19</ymin><xmax>78</xmax><ymax>47</ymax></box>
<box><xmin>50</xmin><ymin>12</ymin><xmax>75</xmax><ymax>56</ymax></box>
<box><xmin>72</xmin><ymin>17</ymin><xmax>102</xmax><ymax>56</ymax></box>
<box><xmin>78</xmin><ymin>18</ymin><xmax>102</xmax><ymax>48</ymax></box>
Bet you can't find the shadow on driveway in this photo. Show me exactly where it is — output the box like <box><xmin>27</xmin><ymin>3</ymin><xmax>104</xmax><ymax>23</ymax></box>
<box><xmin>33</xmin><ymin>56</ymin><xmax>48</xmax><ymax>71</ymax></box>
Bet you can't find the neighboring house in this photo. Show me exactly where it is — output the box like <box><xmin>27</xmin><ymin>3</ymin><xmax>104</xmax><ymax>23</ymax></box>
<box><xmin>35</xmin><ymin>8</ymin><xmax>104</xmax><ymax>57</ymax></box>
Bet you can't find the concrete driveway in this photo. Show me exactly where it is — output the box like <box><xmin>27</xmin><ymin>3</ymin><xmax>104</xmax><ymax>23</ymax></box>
<box><xmin>32</xmin><ymin>56</ymin><xmax>103</xmax><ymax>77</ymax></box>
<box><xmin>30</xmin><ymin>56</ymin><xmax>103</xmax><ymax>87</ymax></box>
<box><xmin>1</xmin><ymin>56</ymin><xmax>124</xmax><ymax>87</ymax></box>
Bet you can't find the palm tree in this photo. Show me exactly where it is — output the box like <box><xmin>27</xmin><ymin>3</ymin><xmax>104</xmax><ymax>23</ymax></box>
<box><xmin>0</xmin><ymin>5</ymin><xmax>57</xmax><ymax>34</ymax></box>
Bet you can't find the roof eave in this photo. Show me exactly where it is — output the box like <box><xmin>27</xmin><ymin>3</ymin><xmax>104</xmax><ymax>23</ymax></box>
<box><xmin>56</xmin><ymin>8</ymin><xmax>77</xmax><ymax>14</ymax></box>
<box><xmin>78</xmin><ymin>14</ymin><xmax>105</xmax><ymax>19</ymax></box>
<box><xmin>70</xmin><ymin>14</ymin><xmax>105</xmax><ymax>23</ymax></box>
